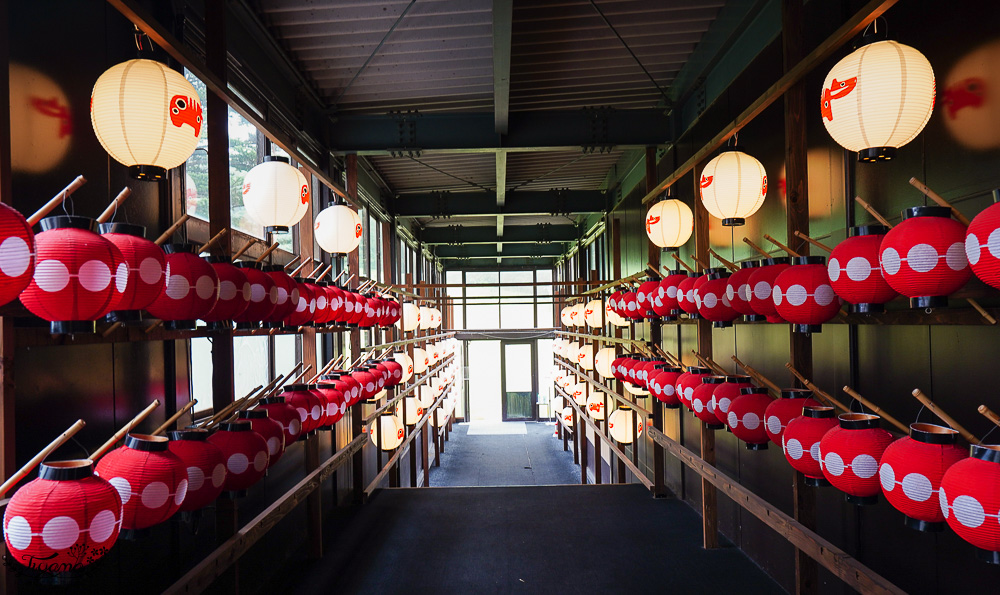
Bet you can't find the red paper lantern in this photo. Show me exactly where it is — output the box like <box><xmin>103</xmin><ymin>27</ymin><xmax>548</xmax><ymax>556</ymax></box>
<box><xmin>284</xmin><ymin>280</ymin><xmax>315</xmax><ymax>327</ymax></box>
<box><xmin>608</xmin><ymin>290</ymin><xmax>624</xmax><ymax>317</ymax></box>
<box><xmin>323</xmin><ymin>371</ymin><xmax>362</xmax><ymax>406</ymax></box>
<box><xmin>611</xmin><ymin>355</ymin><xmax>630</xmax><ymax>382</ymax></box>
<box><xmin>311</xmin><ymin>281</ymin><xmax>331</xmax><ymax>324</ymax></box>
<box><xmin>262</xmin><ymin>265</ymin><xmax>298</xmax><ymax>326</ymax></box>
<box><xmin>348</xmin><ymin>291</ymin><xmax>367</xmax><ymax>326</ymax></box>
<box><xmin>353</xmin><ymin>368</ymin><xmax>379</xmax><ymax>400</ymax></box>
<box><xmin>819</xmin><ymin>413</ymin><xmax>896</xmax><ymax>504</ymax></box>
<box><xmin>166</xmin><ymin>429</ymin><xmax>226</xmax><ymax>512</ymax></box>
<box><xmin>747</xmin><ymin>257</ymin><xmax>790</xmax><ymax>321</ymax></box>
<box><xmin>636</xmin><ymin>278</ymin><xmax>660</xmax><ymax>319</ymax></box>
<box><xmin>99</xmin><ymin>241</ymin><xmax>128</xmax><ymax>319</ymax></box>
<box><xmin>782</xmin><ymin>406</ymin><xmax>838</xmax><ymax>486</ymax></box>
<box><xmin>0</xmin><ymin>202</ymin><xmax>35</xmax><ymax>308</ymax></box>
<box><xmin>649</xmin><ymin>366</ymin><xmax>683</xmax><ymax>408</ymax></box>
<box><xmin>381</xmin><ymin>359</ymin><xmax>404</xmax><ymax>388</ymax></box>
<box><xmin>879</xmin><ymin>206</ymin><xmax>972</xmax><ymax>308</ymax></box>
<box><xmin>763</xmin><ymin>389</ymin><xmax>821</xmax><ymax>446</ymax></box>
<box><xmin>623</xmin><ymin>356</ymin><xmax>645</xmax><ymax>387</ymax></box>
<box><xmin>691</xmin><ymin>376</ymin><xmax>726</xmax><ymax>429</ymax></box>
<box><xmin>3</xmin><ymin>460</ymin><xmax>121</xmax><ymax>572</ymax></box>
<box><xmin>282</xmin><ymin>384</ymin><xmax>323</xmax><ymax>435</ymax></box>
<box><xmin>21</xmin><ymin>216</ymin><xmax>119</xmax><ymax>334</ymax></box>
<box><xmin>712</xmin><ymin>375</ymin><xmax>754</xmax><ymax>426</ymax></box>
<box><xmin>255</xmin><ymin>396</ymin><xmax>302</xmax><ymax>445</ymax></box>
<box><xmin>687</xmin><ymin>273</ymin><xmax>712</xmax><ymax>319</ymax></box>
<box><xmin>697</xmin><ymin>272</ymin><xmax>739</xmax><ymax>327</ymax></box>
<box><xmin>940</xmin><ymin>444</ymin><xmax>1000</xmax><ymax>562</ymax></box>
<box><xmin>145</xmin><ymin>244</ymin><xmax>219</xmax><ymax>330</ymax></box>
<box><xmin>201</xmin><ymin>257</ymin><xmax>250</xmax><ymax>325</ymax></box>
<box><xmin>233</xmin><ymin>262</ymin><xmax>277</xmax><ymax>327</ymax></box>
<box><xmin>653</xmin><ymin>270</ymin><xmax>688</xmax><ymax>319</ymax></box>
<box><xmin>726</xmin><ymin>260</ymin><xmax>760</xmax><ymax>317</ymax></box>
<box><xmin>325</xmin><ymin>284</ymin><xmax>345</xmax><ymax>324</ymax></box>
<box><xmin>966</xmin><ymin>202</ymin><xmax>1000</xmax><ymax>291</ymax></box>
<box><xmin>638</xmin><ymin>359</ymin><xmax>668</xmax><ymax>390</ymax></box>
<box><xmin>828</xmin><ymin>226</ymin><xmax>897</xmax><ymax>312</ymax></box>
<box><xmin>879</xmin><ymin>422</ymin><xmax>968</xmax><ymax>531</ymax></box>
<box><xmin>98</xmin><ymin>222</ymin><xmax>165</xmax><ymax>322</ymax></box>
<box><xmin>676</xmin><ymin>275</ymin><xmax>699</xmax><ymax>316</ymax></box>
<box><xmin>727</xmin><ymin>387</ymin><xmax>773</xmax><ymax>449</ymax></box>
<box><xmin>314</xmin><ymin>382</ymin><xmax>347</xmax><ymax>425</ymax></box>
<box><xmin>298</xmin><ymin>280</ymin><xmax>323</xmax><ymax>324</ymax></box>
<box><xmin>773</xmin><ymin>256</ymin><xmax>841</xmax><ymax>333</ymax></box>
<box><xmin>237</xmin><ymin>409</ymin><xmax>286</xmax><ymax>467</ymax></box>
<box><xmin>676</xmin><ymin>366</ymin><xmax>712</xmax><ymax>410</ymax></box>
<box><xmin>95</xmin><ymin>434</ymin><xmax>188</xmax><ymax>530</ymax></box>
<box><xmin>206</xmin><ymin>421</ymin><xmax>269</xmax><ymax>494</ymax></box>
<box><xmin>620</xmin><ymin>290</ymin><xmax>641</xmax><ymax>320</ymax></box>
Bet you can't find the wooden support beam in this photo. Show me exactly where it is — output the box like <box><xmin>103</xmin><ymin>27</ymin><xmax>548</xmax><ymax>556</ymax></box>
<box><xmin>646</xmin><ymin>147</ymin><xmax>666</xmax><ymax>498</ymax></box>
<box><xmin>347</xmin><ymin>155</ymin><xmax>364</xmax><ymax>503</ymax></box>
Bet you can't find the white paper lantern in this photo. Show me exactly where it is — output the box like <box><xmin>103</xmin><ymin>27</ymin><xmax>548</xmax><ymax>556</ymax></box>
<box><xmin>605</xmin><ymin>298</ymin><xmax>628</xmax><ymax>327</ymax></box>
<box><xmin>551</xmin><ymin>396</ymin><xmax>565</xmax><ymax>413</ymax></box>
<box><xmin>560</xmin><ymin>306</ymin><xmax>573</xmax><ymax>327</ymax></box>
<box><xmin>699</xmin><ymin>150</ymin><xmax>767</xmax><ymax>226</ymax></box>
<box><xmin>577</xmin><ymin>344</ymin><xmax>594</xmax><ymax>371</ymax></box>
<box><xmin>566</xmin><ymin>303</ymin><xmax>584</xmax><ymax>327</ymax></box>
<box><xmin>608</xmin><ymin>406</ymin><xmax>643</xmax><ymax>444</ymax></box>
<box><xmin>396</xmin><ymin>303</ymin><xmax>420</xmax><ymax>332</ymax></box>
<box><xmin>594</xmin><ymin>347</ymin><xmax>617</xmax><ymax>378</ymax></box>
<box><xmin>564</xmin><ymin>342</ymin><xmax>581</xmax><ymax>363</ymax></box>
<box><xmin>646</xmin><ymin>199</ymin><xmax>694</xmax><ymax>248</ymax></box>
<box><xmin>584</xmin><ymin>299</ymin><xmax>604</xmax><ymax>328</ymax></box>
<box><xmin>558</xmin><ymin>376</ymin><xmax>574</xmax><ymax>391</ymax></box>
<box><xmin>430</xmin><ymin>308</ymin><xmax>442</xmax><ymax>328</ymax></box>
<box><xmin>561</xmin><ymin>406</ymin><xmax>574</xmax><ymax>427</ymax></box>
<box><xmin>586</xmin><ymin>393</ymin><xmax>606</xmax><ymax>420</ymax></box>
<box><xmin>417</xmin><ymin>385</ymin><xmax>435</xmax><ymax>409</ymax></box>
<box><xmin>418</xmin><ymin>306</ymin><xmax>433</xmax><ymax>330</ymax></box>
<box><xmin>368</xmin><ymin>388</ymin><xmax>387</xmax><ymax>403</ymax></box>
<box><xmin>314</xmin><ymin>204</ymin><xmax>362</xmax><ymax>254</ymax></box>
<box><xmin>412</xmin><ymin>348</ymin><xmax>428</xmax><ymax>374</ymax></box>
<box><xmin>623</xmin><ymin>381</ymin><xmax>649</xmax><ymax>397</ymax></box>
<box><xmin>821</xmin><ymin>39</ymin><xmax>935</xmax><ymax>162</ymax></box>
<box><xmin>242</xmin><ymin>156</ymin><xmax>310</xmax><ymax>232</ymax></box>
<box><xmin>10</xmin><ymin>63</ymin><xmax>72</xmax><ymax>174</ymax></box>
<box><xmin>91</xmin><ymin>59</ymin><xmax>202</xmax><ymax>180</ymax></box>
<box><xmin>400</xmin><ymin>395</ymin><xmax>424</xmax><ymax>425</ymax></box>
<box><xmin>369</xmin><ymin>413</ymin><xmax>404</xmax><ymax>450</ymax></box>
<box><xmin>569</xmin><ymin>383</ymin><xmax>588</xmax><ymax>407</ymax></box>
<box><xmin>393</xmin><ymin>351</ymin><xmax>414</xmax><ymax>383</ymax></box>
<box><xmin>431</xmin><ymin>406</ymin><xmax>450</xmax><ymax>428</ymax></box>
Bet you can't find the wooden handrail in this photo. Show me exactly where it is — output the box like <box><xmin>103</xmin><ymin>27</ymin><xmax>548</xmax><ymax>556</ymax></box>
<box><xmin>365</xmin><ymin>331</ymin><xmax>456</xmax><ymax>353</ymax></box>
<box><xmin>555</xmin><ymin>359</ymin><xmax>652</xmax><ymax>417</ymax></box>
<box><xmin>363</xmin><ymin>355</ymin><xmax>456</xmax><ymax>423</ymax></box>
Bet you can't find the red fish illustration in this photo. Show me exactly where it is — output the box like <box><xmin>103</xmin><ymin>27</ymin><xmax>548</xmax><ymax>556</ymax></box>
<box><xmin>646</xmin><ymin>215</ymin><xmax>660</xmax><ymax>233</ymax></box>
<box><xmin>588</xmin><ymin>402</ymin><xmax>603</xmax><ymax>413</ymax></box>
<box><xmin>761</xmin><ymin>175</ymin><xmax>768</xmax><ymax>197</ymax></box>
<box><xmin>355</xmin><ymin>223</ymin><xmax>363</xmax><ymax>238</ymax></box>
<box><xmin>242</xmin><ymin>181</ymin><xmax>251</xmax><ymax>195</ymax></box>
<box><xmin>700</xmin><ymin>175</ymin><xmax>713</xmax><ymax>189</ymax></box>
<box><xmin>169</xmin><ymin>95</ymin><xmax>203</xmax><ymax>136</ymax></box>
<box><xmin>820</xmin><ymin>77</ymin><xmax>858</xmax><ymax>121</ymax></box>
<box><xmin>300</xmin><ymin>184</ymin><xmax>309</xmax><ymax>205</ymax></box>
<box><xmin>942</xmin><ymin>77</ymin><xmax>986</xmax><ymax>120</ymax></box>
<box><xmin>30</xmin><ymin>96</ymin><xmax>72</xmax><ymax>138</ymax></box>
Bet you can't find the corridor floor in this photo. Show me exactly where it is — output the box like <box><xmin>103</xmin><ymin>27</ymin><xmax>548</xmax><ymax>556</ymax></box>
<box><xmin>429</xmin><ymin>421</ymin><xmax>580</xmax><ymax>486</ymax></box>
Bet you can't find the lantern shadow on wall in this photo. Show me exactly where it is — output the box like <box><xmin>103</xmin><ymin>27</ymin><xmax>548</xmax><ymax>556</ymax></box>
<box><xmin>9</xmin><ymin>63</ymin><xmax>73</xmax><ymax>175</ymax></box>
<box><xmin>941</xmin><ymin>38</ymin><xmax>1000</xmax><ymax>150</ymax></box>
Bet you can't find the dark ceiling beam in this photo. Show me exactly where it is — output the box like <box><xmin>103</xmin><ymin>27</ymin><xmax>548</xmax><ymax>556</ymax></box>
<box><xmin>393</xmin><ymin>190</ymin><xmax>607</xmax><ymax>217</ymax></box>
<box><xmin>328</xmin><ymin>109</ymin><xmax>671</xmax><ymax>155</ymax></box>
<box><xmin>434</xmin><ymin>244</ymin><xmax>565</xmax><ymax>259</ymax></box>
<box><xmin>420</xmin><ymin>224</ymin><xmax>579</xmax><ymax>245</ymax></box>
<box><xmin>493</xmin><ymin>0</ymin><xmax>512</xmax><ymax>135</ymax></box>
<box><xmin>441</xmin><ymin>257</ymin><xmax>558</xmax><ymax>269</ymax></box>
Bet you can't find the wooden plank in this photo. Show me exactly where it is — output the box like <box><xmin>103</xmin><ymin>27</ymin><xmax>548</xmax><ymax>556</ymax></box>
<box><xmin>647</xmin><ymin>427</ymin><xmax>904</xmax><ymax>595</ymax></box>
<box><xmin>164</xmin><ymin>434</ymin><xmax>365</xmax><ymax>595</ymax></box>
<box><xmin>347</xmin><ymin>155</ymin><xmax>364</xmax><ymax>503</ymax></box>
<box><xmin>646</xmin><ymin>147</ymin><xmax>666</xmax><ymax>498</ymax></box>
<box><xmin>641</xmin><ymin>0</ymin><xmax>902</xmax><ymax>206</ymax></box>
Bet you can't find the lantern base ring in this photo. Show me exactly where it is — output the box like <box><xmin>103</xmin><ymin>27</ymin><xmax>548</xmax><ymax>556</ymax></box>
<box><xmin>845</xmin><ymin>493</ymin><xmax>878</xmax><ymax>506</ymax></box>
<box><xmin>792</xmin><ymin>324</ymin><xmax>823</xmax><ymax>334</ymax></box>
<box><xmin>857</xmin><ymin>147</ymin><xmax>896</xmax><ymax>163</ymax></box>
<box><xmin>104</xmin><ymin>310</ymin><xmax>144</xmax><ymax>325</ymax></box>
<box><xmin>721</xmin><ymin>218</ymin><xmax>745</xmax><ymax>227</ymax></box>
<box><xmin>165</xmin><ymin>320</ymin><xmax>197</xmax><ymax>331</ymax></box>
<box><xmin>910</xmin><ymin>296</ymin><xmax>948</xmax><ymax>309</ymax></box>
<box><xmin>50</xmin><ymin>320</ymin><xmax>97</xmax><ymax>335</ymax></box>
<box><xmin>803</xmin><ymin>476</ymin><xmax>830</xmax><ymax>488</ymax></box>
<box><xmin>849</xmin><ymin>303</ymin><xmax>884</xmax><ymax>314</ymax></box>
<box><xmin>265</xmin><ymin>226</ymin><xmax>289</xmax><ymax>234</ymax></box>
<box><xmin>704</xmin><ymin>422</ymin><xmax>725</xmax><ymax>430</ymax></box>
<box><xmin>904</xmin><ymin>516</ymin><xmax>944</xmax><ymax>532</ymax></box>
<box><xmin>744</xmin><ymin>441</ymin><xmax>768</xmax><ymax>450</ymax></box>
<box><xmin>687</xmin><ymin>313</ymin><xmax>701</xmax><ymax>320</ymax></box>
<box><xmin>976</xmin><ymin>548</ymin><xmax>1000</xmax><ymax>565</ymax></box>
<box><xmin>128</xmin><ymin>165</ymin><xmax>167</xmax><ymax>181</ymax></box>
<box><xmin>662</xmin><ymin>403</ymin><xmax>681</xmax><ymax>409</ymax></box>
<box><xmin>744</xmin><ymin>314</ymin><xmax>766</xmax><ymax>322</ymax></box>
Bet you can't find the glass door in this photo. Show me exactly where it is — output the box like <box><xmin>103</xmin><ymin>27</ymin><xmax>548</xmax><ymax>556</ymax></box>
<box><xmin>501</xmin><ymin>341</ymin><xmax>536</xmax><ymax>421</ymax></box>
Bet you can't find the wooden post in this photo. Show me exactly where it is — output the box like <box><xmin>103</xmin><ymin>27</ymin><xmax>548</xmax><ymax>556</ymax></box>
<box><xmin>347</xmin><ymin>155</ymin><xmax>364</xmax><ymax>502</ymax></box>
<box><xmin>694</xmin><ymin>162</ymin><xmax>718</xmax><ymax>549</ymax></box>
<box><xmin>784</xmin><ymin>0</ymin><xmax>817</xmax><ymax>591</ymax></box>
<box><xmin>646</xmin><ymin>147</ymin><xmax>665</xmax><ymax>496</ymax></box>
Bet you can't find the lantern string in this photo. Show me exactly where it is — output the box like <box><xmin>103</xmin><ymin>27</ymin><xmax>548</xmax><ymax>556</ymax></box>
<box><xmin>982</xmin><ymin>424</ymin><xmax>998</xmax><ymax>444</ymax></box>
<box><xmin>69</xmin><ymin>435</ymin><xmax>91</xmax><ymax>460</ymax></box>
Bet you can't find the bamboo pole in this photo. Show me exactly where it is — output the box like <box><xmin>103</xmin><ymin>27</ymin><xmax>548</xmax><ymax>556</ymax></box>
<box><xmin>708</xmin><ymin>249</ymin><xmax>739</xmax><ymax>272</ymax></box>
<box><xmin>763</xmin><ymin>234</ymin><xmax>801</xmax><ymax>257</ymax></box>
<box><xmin>793</xmin><ymin>231</ymin><xmax>833</xmax><ymax>254</ymax></box>
<box><xmin>332</xmin><ymin>270</ymin><xmax>348</xmax><ymax>284</ymax></box>
<box><xmin>311</xmin><ymin>263</ymin><xmax>332</xmax><ymax>280</ymax></box>
<box><xmin>288</xmin><ymin>261</ymin><xmax>310</xmax><ymax>277</ymax></box>
<box><xmin>692</xmin><ymin>350</ymin><xmax>726</xmax><ymax>375</ymax></box>
<box><xmin>911</xmin><ymin>388</ymin><xmax>979</xmax><ymax>444</ymax></box>
<box><xmin>909</xmin><ymin>177</ymin><xmax>971</xmax><ymax>225</ymax></box>
<box><xmin>287</xmin><ymin>365</ymin><xmax>313</xmax><ymax>385</ymax></box>
<box><xmin>645</xmin><ymin>263</ymin><xmax>663</xmax><ymax>279</ymax></box>
<box><xmin>95</xmin><ymin>187</ymin><xmax>132</xmax><ymax>224</ymax></box>
<box><xmin>731</xmin><ymin>355</ymin><xmax>781</xmax><ymax>393</ymax></box>
<box><xmin>854</xmin><ymin>196</ymin><xmax>894</xmax><ymax>228</ymax></box>
<box><xmin>145</xmin><ymin>320</ymin><xmax>163</xmax><ymax>333</ymax></box>
<box><xmin>197</xmin><ymin>228</ymin><xmax>229</xmax><ymax>254</ymax></box>
<box><xmin>231</xmin><ymin>239</ymin><xmax>257</xmax><ymax>261</ymax></box>
<box><xmin>691</xmin><ymin>255</ymin><xmax>711</xmax><ymax>271</ymax></box>
<box><xmin>281</xmin><ymin>254</ymin><xmax>301</xmax><ymax>269</ymax></box>
<box><xmin>670</xmin><ymin>253</ymin><xmax>695</xmax><ymax>273</ymax></box>
<box><xmin>743</xmin><ymin>237</ymin><xmax>772</xmax><ymax>258</ymax></box>
<box><xmin>151</xmin><ymin>401</ymin><xmax>198</xmax><ymax>436</ymax></box>
<box><xmin>840</xmin><ymin>385</ymin><xmax>909</xmax><ymax>433</ymax></box>
<box><xmin>27</xmin><ymin>176</ymin><xmax>87</xmax><ymax>226</ymax></box>
<box><xmin>154</xmin><ymin>214</ymin><xmax>192</xmax><ymax>246</ymax></box>
<box><xmin>977</xmin><ymin>405</ymin><xmax>1000</xmax><ymax>432</ymax></box>
<box><xmin>783</xmin><ymin>363</ymin><xmax>844</xmax><ymax>411</ymax></box>
<box><xmin>0</xmin><ymin>420</ymin><xmax>86</xmax><ymax>496</ymax></box>
<box><xmin>255</xmin><ymin>241</ymin><xmax>280</xmax><ymax>263</ymax></box>
<box><xmin>90</xmin><ymin>400</ymin><xmax>162</xmax><ymax>461</ymax></box>
<box><xmin>966</xmin><ymin>298</ymin><xmax>997</xmax><ymax>325</ymax></box>
<box><xmin>202</xmin><ymin>385</ymin><xmax>266</xmax><ymax>429</ymax></box>
<box><xmin>101</xmin><ymin>321</ymin><xmax>123</xmax><ymax>338</ymax></box>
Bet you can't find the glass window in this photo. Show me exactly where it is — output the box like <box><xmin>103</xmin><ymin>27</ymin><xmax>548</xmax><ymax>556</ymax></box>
<box><xmin>190</xmin><ymin>337</ymin><xmax>212</xmax><ymax>416</ymax></box>
<box><xmin>369</xmin><ymin>214</ymin><xmax>380</xmax><ymax>281</ymax></box>
<box><xmin>234</xmin><ymin>336</ymin><xmax>269</xmax><ymax>398</ymax></box>
<box><xmin>501</xmin><ymin>303</ymin><xmax>534</xmax><ymax>328</ymax></box>
<box><xmin>537</xmin><ymin>339</ymin><xmax>554</xmax><ymax>418</ymax></box>
<box><xmin>466</xmin><ymin>304</ymin><xmax>499</xmax><ymax>329</ymax></box>
<box><xmin>275</xmin><ymin>334</ymin><xmax>297</xmax><ymax>376</ymax></box>
<box><xmin>445</xmin><ymin>271</ymin><xmax>464</xmax><ymax>330</ymax></box>
<box><xmin>227</xmin><ymin>107</ymin><xmax>262</xmax><ymax>238</ymax></box>
<box><xmin>183</xmin><ymin>70</ymin><xmax>209</xmax><ymax>221</ymax></box>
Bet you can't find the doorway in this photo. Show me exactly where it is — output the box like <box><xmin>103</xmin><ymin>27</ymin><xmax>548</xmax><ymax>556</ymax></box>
<box><xmin>501</xmin><ymin>341</ymin><xmax>536</xmax><ymax>421</ymax></box>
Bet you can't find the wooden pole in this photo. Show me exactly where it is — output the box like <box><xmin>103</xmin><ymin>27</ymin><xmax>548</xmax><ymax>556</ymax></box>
<box><xmin>231</xmin><ymin>238</ymin><xmax>257</xmax><ymax>261</ymax></box>
<box><xmin>152</xmin><ymin>400</ymin><xmax>198</xmax><ymax>436</ymax></box>
<box><xmin>708</xmin><ymin>249</ymin><xmax>738</xmax><ymax>272</ymax></box>
<box><xmin>840</xmin><ymin>386</ymin><xmax>909</xmax><ymax>433</ymax></box>
<box><xmin>783</xmin><ymin>364</ymin><xmax>847</xmax><ymax>411</ymax></box>
<box><xmin>764</xmin><ymin>233</ymin><xmax>802</xmax><ymax>257</ymax></box>
<box><xmin>743</xmin><ymin>237</ymin><xmax>772</xmax><ymax>258</ymax></box>
<box><xmin>95</xmin><ymin>187</ymin><xmax>132</xmax><ymax>224</ymax></box>
<box><xmin>90</xmin><ymin>400</ymin><xmax>162</xmax><ymax>461</ymax></box>
<box><xmin>0</xmin><ymin>420</ymin><xmax>86</xmax><ymax>496</ymax></box>
<box><xmin>732</xmin><ymin>355</ymin><xmax>781</xmax><ymax>393</ymax></box>
<box><xmin>793</xmin><ymin>231</ymin><xmax>833</xmax><ymax>254</ymax></box>
<box><xmin>978</xmin><ymin>405</ymin><xmax>1000</xmax><ymax>432</ymax></box>
<box><xmin>154</xmin><ymin>214</ymin><xmax>192</xmax><ymax>245</ymax></box>
<box><xmin>670</xmin><ymin>253</ymin><xmax>695</xmax><ymax>273</ymax></box>
<box><xmin>197</xmin><ymin>228</ymin><xmax>229</xmax><ymax>254</ymax></box>
<box><xmin>27</xmin><ymin>175</ymin><xmax>86</xmax><ymax>226</ymax></box>
<box><xmin>911</xmin><ymin>388</ymin><xmax>979</xmax><ymax>444</ymax></box>
<box><xmin>281</xmin><ymin>254</ymin><xmax>301</xmax><ymax>269</ymax></box>
<box><xmin>908</xmin><ymin>177</ymin><xmax>971</xmax><ymax>225</ymax></box>
<box><xmin>854</xmin><ymin>196</ymin><xmax>894</xmax><ymax>228</ymax></box>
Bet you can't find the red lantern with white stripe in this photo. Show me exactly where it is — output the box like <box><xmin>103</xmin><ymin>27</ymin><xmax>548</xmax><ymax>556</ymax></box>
<box><xmin>691</xmin><ymin>376</ymin><xmax>726</xmax><ymax>429</ymax></box>
<box><xmin>828</xmin><ymin>225</ymin><xmax>897</xmax><ymax>312</ymax></box>
<box><xmin>653</xmin><ymin>270</ymin><xmax>688</xmax><ymax>319</ymax></box>
<box><xmin>206</xmin><ymin>421</ymin><xmax>269</xmax><ymax>495</ymax></box>
<box><xmin>727</xmin><ymin>387</ymin><xmax>774</xmax><ymax>450</ymax></box>
<box><xmin>352</xmin><ymin>368</ymin><xmax>379</xmax><ymax>402</ymax></box>
<box><xmin>966</xmin><ymin>203</ymin><xmax>1000</xmax><ymax>291</ymax></box>
<box><xmin>21</xmin><ymin>216</ymin><xmax>119</xmax><ymax>334</ymax></box>
<box><xmin>620</xmin><ymin>290</ymin><xmax>642</xmax><ymax>320</ymax></box>
<box><xmin>95</xmin><ymin>434</ymin><xmax>188</xmax><ymax>530</ymax></box>
<box><xmin>284</xmin><ymin>279</ymin><xmax>315</xmax><ymax>327</ymax></box>
<box><xmin>98</xmin><ymin>222</ymin><xmax>165</xmax><ymax>323</ymax></box>
<box><xmin>255</xmin><ymin>396</ymin><xmax>303</xmax><ymax>444</ymax></box>
<box><xmin>0</xmin><ymin>202</ymin><xmax>35</xmax><ymax>308</ymax></box>
<box><xmin>726</xmin><ymin>260</ymin><xmax>761</xmax><ymax>318</ymax></box>
<box><xmin>167</xmin><ymin>429</ymin><xmax>227</xmax><ymax>512</ymax></box>
<box><xmin>940</xmin><ymin>443</ymin><xmax>1000</xmax><ymax>562</ymax></box>
<box><xmin>636</xmin><ymin>278</ymin><xmax>660</xmax><ymax>319</ymax></box>
<box><xmin>763</xmin><ymin>389</ymin><xmax>820</xmax><ymax>447</ymax></box>
<box><xmin>145</xmin><ymin>244</ymin><xmax>219</xmax><ymax>330</ymax></box>
<box><xmin>676</xmin><ymin>274</ymin><xmax>699</xmax><ymax>316</ymax></box>
<box><xmin>233</xmin><ymin>262</ymin><xmax>277</xmax><ymax>328</ymax></box>
<box><xmin>201</xmin><ymin>257</ymin><xmax>250</xmax><ymax>326</ymax></box>
<box><xmin>712</xmin><ymin>375</ymin><xmax>754</xmax><ymax>426</ymax></box>
<box><xmin>649</xmin><ymin>366</ymin><xmax>683</xmax><ymax>408</ymax></box>
<box><xmin>237</xmin><ymin>409</ymin><xmax>286</xmax><ymax>467</ymax></box>
<box><xmin>262</xmin><ymin>265</ymin><xmax>298</xmax><ymax>326</ymax></box>
<box><xmin>281</xmin><ymin>384</ymin><xmax>323</xmax><ymax>435</ymax></box>
<box><xmin>782</xmin><ymin>406</ymin><xmax>838</xmax><ymax>486</ymax></box>
<box><xmin>819</xmin><ymin>413</ymin><xmax>896</xmax><ymax>504</ymax></box>
<box><xmin>879</xmin><ymin>422</ymin><xmax>967</xmax><ymax>531</ymax></box>
<box><xmin>879</xmin><ymin>206</ymin><xmax>971</xmax><ymax>308</ymax></box>
<box><xmin>676</xmin><ymin>366</ymin><xmax>712</xmax><ymax>411</ymax></box>
<box><xmin>3</xmin><ymin>460</ymin><xmax>121</xmax><ymax>571</ymax></box>
<box><xmin>747</xmin><ymin>257</ymin><xmax>790</xmax><ymax>322</ymax></box>
<box><xmin>773</xmin><ymin>256</ymin><xmax>841</xmax><ymax>333</ymax></box>
<box><xmin>697</xmin><ymin>271</ymin><xmax>739</xmax><ymax>327</ymax></box>
<box><xmin>314</xmin><ymin>382</ymin><xmax>347</xmax><ymax>426</ymax></box>
<box><xmin>324</xmin><ymin>370</ymin><xmax>362</xmax><ymax>406</ymax></box>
